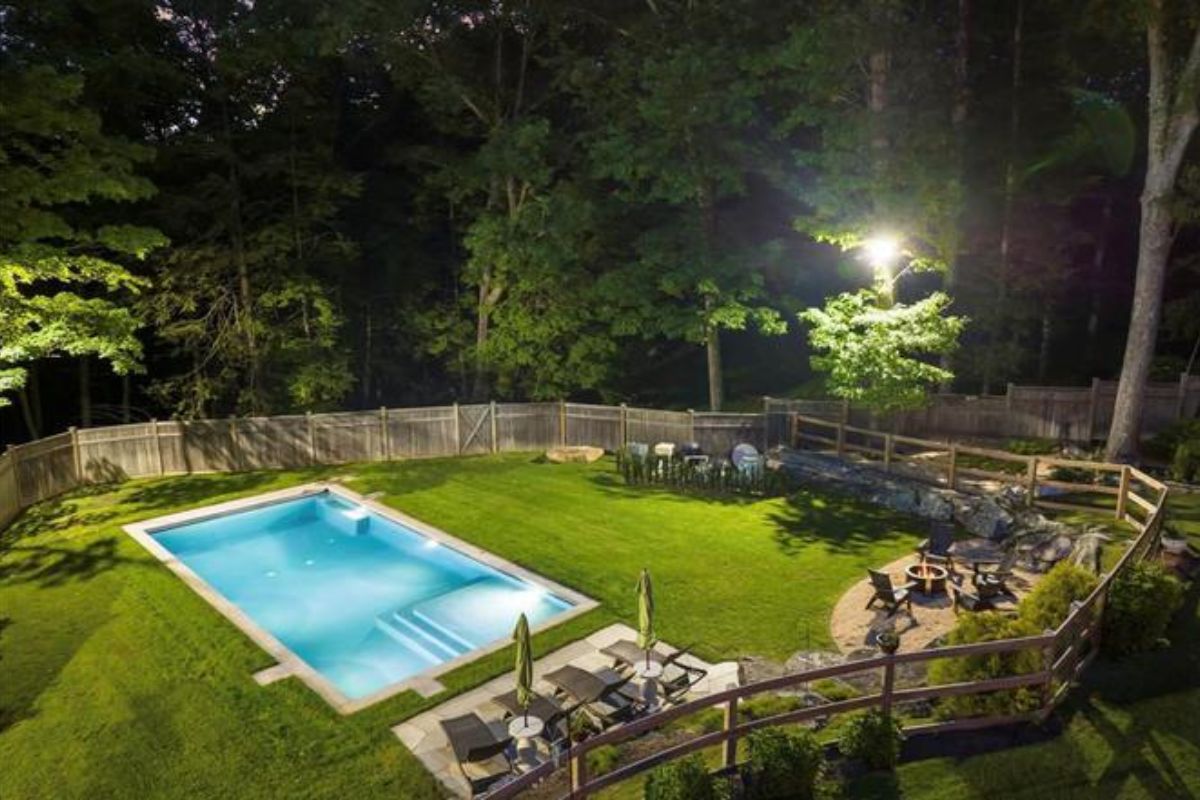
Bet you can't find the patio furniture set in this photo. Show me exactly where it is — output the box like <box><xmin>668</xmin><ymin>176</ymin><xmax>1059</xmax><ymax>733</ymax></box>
<box><xmin>866</xmin><ymin>522</ymin><xmax>1020</xmax><ymax>618</ymax></box>
<box><xmin>438</xmin><ymin>640</ymin><xmax>708</xmax><ymax>796</ymax></box>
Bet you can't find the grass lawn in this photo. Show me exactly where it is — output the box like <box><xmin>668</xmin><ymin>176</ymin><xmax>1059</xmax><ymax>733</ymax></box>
<box><xmin>845</xmin><ymin>491</ymin><xmax>1200</xmax><ymax>800</ymax></box>
<box><xmin>0</xmin><ymin>453</ymin><xmax>923</xmax><ymax>799</ymax></box>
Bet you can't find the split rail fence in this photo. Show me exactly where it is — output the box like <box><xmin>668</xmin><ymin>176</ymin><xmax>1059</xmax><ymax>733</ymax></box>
<box><xmin>486</xmin><ymin>418</ymin><xmax>1170</xmax><ymax>799</ymax></box>
<box><xmin>0</xmin><ymin>399</ymin><xmax>1172</xmax><ymax>800</ymax></box>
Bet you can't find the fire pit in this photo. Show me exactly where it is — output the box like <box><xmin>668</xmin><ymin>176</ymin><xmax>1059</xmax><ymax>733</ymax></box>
<box><xmin>905</xmin><ymin>562</ymin><xmax>949</xmax><ymax>595</ymax></box>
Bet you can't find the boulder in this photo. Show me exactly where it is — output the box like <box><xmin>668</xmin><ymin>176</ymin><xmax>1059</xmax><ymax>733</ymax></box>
<box><xmin>545</xmin><ymin>445</ymin><xmax>605</xmax><ymax>464</ymax></box>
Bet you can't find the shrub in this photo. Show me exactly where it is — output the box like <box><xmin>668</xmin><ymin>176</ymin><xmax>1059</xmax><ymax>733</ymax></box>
<box><xmin>927</xmin><ymin>612</ymin><xmax>1043</xmax><ymax>718</ymax></box>
<box><xmin>1144</xmin><ymin>418</ymin><xmax>1200</xmax><ymax>464</ymax></box>
<box><xmin>744</xmin><ymin>728</ymin><xmax>823</xmax><ymax>800</ymax></box>
<box><xmin>839</xmin><ymin>709</ymin><xmax>905</xmax><ymax>770</ymax></box>
<box><xmin>588</xmin><ymin>744</ymin><xmax>622</xmax><ymax>777</ymax></box>
<box><xmin>1103</xmin><ymin>561</ymin><xmax>1185</xmax><ymax>656</ymax></box>
<box><xmin>1019</xmin><ymin>562</ymin><xmax>1100</xmax><ymax>631</ymax></box>
<box><xmin>1005</xmin><ymin>438</ymin><xmax>1058</xmax><ymax>456</ymax></box>
<box><xmin>1170</xmin><ymin>440</ymin><xmax>1200</xmax><ymax>483</ymax></box>
<box><xmin>644</xmin><ymin>755</ymin><xmax>719</xmax><ymax>800</ymax></box>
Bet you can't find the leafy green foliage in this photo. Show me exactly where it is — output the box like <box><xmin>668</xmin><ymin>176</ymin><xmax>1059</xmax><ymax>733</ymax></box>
<box><xmin>744</xmin><ymin>727</ymin><xmax>824</xmax><ymax>800</ymax></box>
<box><xmin>0</xmin><ymin>64</ymin><xmax>165</xmax><ymax>407</ymax></box>
<box><xmin>839</xmin><ymin>710</ymin><xmax>905</xmax><ymax>771</ymax></box>
<box><xmin>644</xmin><ymin>755</ymin><xmax>722</xmax><ymax>800</ymax></box>
<box><xmin>1103</xmin><ymin>561</ymin><xmax>1185</xmax><ymax>656</ymax></box>
<box><xmin>927</xmin><ymin>613</ymin><xmax>1043</xmax><ymax>718</ymax></box>
<box><xmin>799</xmin><ymin>290</ymin><xmax>965</xmax><ymax>412</ymax></box>
<box><xmin>1020</xmin><ymin>562</ymin><xmax>1100</xmax><ymax>631</ymax></box>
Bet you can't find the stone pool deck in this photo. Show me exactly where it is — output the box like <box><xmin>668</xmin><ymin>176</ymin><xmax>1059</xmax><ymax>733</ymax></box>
<box><xmin>830</xmin><ymin>554</ymin><xmax>1041</xmax><ymax>653</ymax></box>
<box><xmin>393</xmin><ymin>623</ymin><xmax>740</xmax><ymax>798</ymax></box>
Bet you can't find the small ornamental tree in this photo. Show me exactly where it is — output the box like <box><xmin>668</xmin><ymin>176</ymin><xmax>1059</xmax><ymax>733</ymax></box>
<box><xmin>799</xmin><ymin>290</ymin><xmax>965</xmax><ymax>413</ymax></box>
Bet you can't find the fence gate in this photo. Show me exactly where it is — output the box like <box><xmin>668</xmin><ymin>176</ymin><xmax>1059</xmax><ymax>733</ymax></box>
<box><xmin>457</xmin><ymin>403</ymin><xmax>493</xmax><ymax>455</ymax></box>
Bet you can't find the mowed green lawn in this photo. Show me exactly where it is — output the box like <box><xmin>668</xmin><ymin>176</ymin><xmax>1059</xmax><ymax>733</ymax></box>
<box><xmin>0</xmin><ymin>453</ymin><xmax>922</xmax><ymax>799</ymax></box>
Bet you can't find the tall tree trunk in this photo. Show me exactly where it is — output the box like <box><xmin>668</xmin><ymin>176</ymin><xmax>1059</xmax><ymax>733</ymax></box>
<box><xmin>1106</xmin><ymin>9</ymin><xmax>1199</xmax><ymax>461</ymax></box>
<box><xmin>940</xmin><ymin>0</ymin><xmax>972</xmax><ymax>391</ymax></box>
<box><xmin>79</xmin><ymin>357</ymin><xmax>91</xmax><ymax>428</ymax></box>
<box><xmin>17</xmin><ymin>386</ymin><xmax>39</xmax><ymax>441</ymax></box>
<box><xmin>1084</xmin><ymin>192</ymin><xmax>1115</xmax><ymax>370</ymax></box>
<box><xmin>700</xmin><ymin>183</ymin><xmax>723</xmax><ymax>411</ymax></box>
<box><xmin>220</xmin><ymin>98</ymin><xmax>257</xmax><ymax>413</ymax></box>
<box><xmin>983</xmin><ymin>0</ymin><xmax>1024</xmax><ymax>395</ymax></box>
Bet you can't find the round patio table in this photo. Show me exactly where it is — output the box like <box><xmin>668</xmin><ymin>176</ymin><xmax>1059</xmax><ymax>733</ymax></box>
<box><xmin>508</xmin><ymin>716</ymin><xmax>545</xmax><ymax>771</ymax></box>
<box><xmin>635</xmin><ymin>661</ymin><xmax>664</xmax><ymax>709</ymax></box>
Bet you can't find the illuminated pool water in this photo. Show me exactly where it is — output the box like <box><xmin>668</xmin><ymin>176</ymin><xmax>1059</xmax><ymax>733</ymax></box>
<box><xmin>151</xmin><ymin>491</ymin><xmax>574</xmax><ymax>701</ymax></box>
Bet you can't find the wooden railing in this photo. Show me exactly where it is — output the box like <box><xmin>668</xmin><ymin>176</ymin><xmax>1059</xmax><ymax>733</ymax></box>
<box><xmin>482</xmin><ymin>417</ymin><xmax>1170</xmax><ymax>799</ymax></box>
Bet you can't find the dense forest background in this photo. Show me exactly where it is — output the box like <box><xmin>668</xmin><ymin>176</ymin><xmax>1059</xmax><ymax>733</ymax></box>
<box><xmin>2</xmin><ymin>0</ymin><xmax>1198</xmax><ymax>446</ymax></box>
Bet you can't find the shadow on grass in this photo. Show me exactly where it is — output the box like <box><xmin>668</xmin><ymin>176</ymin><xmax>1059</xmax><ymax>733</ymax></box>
<box><xmin>768</xmin><ymin>490</ymin><xmax>921</xmax><ymax>557</ymax></box>
<box><xmin>0</xmin><ymin>536</ymin><xmax>152</xmax><ymax>587</ymax></box>
<box><xmin>121</xmin><ymin>469</ymin><xmax>299</xmax><ymax>512</ymax></box>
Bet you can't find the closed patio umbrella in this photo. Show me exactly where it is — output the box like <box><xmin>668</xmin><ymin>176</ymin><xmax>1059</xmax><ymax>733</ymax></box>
<box><xmin>513</xmin><ymin>613</ymin><xmax>534</xmax><ymax>724</ymax></box>
<box><xmin>636</xmin><ymin>568</ymin><xmax>656</xmax><ymax>668</ymax></box>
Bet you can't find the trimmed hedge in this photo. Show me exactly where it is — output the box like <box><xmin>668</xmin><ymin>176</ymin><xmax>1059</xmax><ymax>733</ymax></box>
<box><xmin>1102</xmin><ymin>561</ymin><xmax>1185</xmax><ymax>656</ymax></box>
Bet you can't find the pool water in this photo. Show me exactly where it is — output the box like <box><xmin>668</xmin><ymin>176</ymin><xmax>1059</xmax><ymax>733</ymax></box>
<box><xmin>153</xmin><ymin>492</ymin><xmax>573</xmax><ymax>700</ymax></box>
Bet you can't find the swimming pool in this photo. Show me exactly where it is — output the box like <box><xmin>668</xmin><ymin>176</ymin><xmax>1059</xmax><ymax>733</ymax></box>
<box><xmin>125</xmin><ymin>484</ymin><xmax>594</xmax><ymax>712</ymax></box>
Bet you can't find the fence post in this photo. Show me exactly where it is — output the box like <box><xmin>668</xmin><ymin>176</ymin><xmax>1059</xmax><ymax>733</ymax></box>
<box><xmin>1176</xmin><ymin>371</ymin><xmax>1189</xmax><ymax>420</ymax></box>
<box><xmin>880</xmin><ymin>652</ymin><xmax>896</xmax><ymax>716</ymax></box>
<box><xmin>1115</xmin><ymin>465</ymin><xmax>1130</xmax><ymax>521</ymax></box>
<box><xmin>229</xmin><ymin>415</ymin><xmax>241</xmax><ymax>471</ymax></box>
<box><xmin>152</xmin><ymin>419</ymin><xmax>165</xmax><ymax>476</ymax></box>
<box><xmin>560</xmin><ymin>399</ymin><xmax>567</xmax><ymax>446</ymax></box>
<box><xmin>1026</xmin><ymin>457</ymin><xmax>1037</xmax><ymax>508</ymax></box>
<box><xmin>453</xmin><ymin>402</ymin><xmax>461</xmax><ymax>455</ymax></box>
<box><xmin>306</xmin><ymin>412</ymin><xmax>316</xmax><ymax>465</ymax></box>
<box><xmin>380</xmin><ymin>407</ymin><xmax>390</xmax><ymax>461</ymax></box>
<box><xmin>884</xmin><ymin>434</ymin><xmax>894</xmax><ymax>472</ymax></box>
<box><xmin>490</xmin><ymin>400</ymin><xmax>498</xmax><ymax>454</ymax></box>
<box><xmin>947</xmin><ymin>444</ymin><xmax>958</xmax><ymax>488</ymax></box>
<box><xmin>835</xmin><ymin>419</ymin><xmax>845</xmax><ymax>456</ymax></box>
<box><xmin>840</xmin><ymin>397</ymin><xmax>850</xmax><ymax>426</ymax></box>
<box><xmin>1039</xmin><ymin>630</ymin><xmax>1057</xmax><ymax>714</ymax></box>
<box><xmin>791</xmin><ymin>413</ymin><xmax>800</xmax><ymax>449</ymax></box>
<box><xmin>620</xmin><ymin>403</ymin><xmax>628</xmax><ymax>446</ymax></box>
<box><xmin>1006</xmin><ymin>382</ymin><xmax>1015</xmax><ymax>411</ymax></box>
<box><xmin>1086</xmin><ymin>377</ymin><xmax>1101</xmax><ymax>440</ymax></box>
<box><xmin>688</xmin><ymin>408</ymin><xmax>696</xmax><ymax>442</ymax></box>
<box><xmin>570</xmin><ymin>750</ymin><xmax>589</xmax><ymax>799</ymax></box>
<box><xmin>722</xmin><ymin>696</ymin><xmax>739</xmax><ymax>769</ymax></box>
<box><xmin>69</xmin><ymin>427</ymin><xmax>82</xmax><ymax>484</ymax></box>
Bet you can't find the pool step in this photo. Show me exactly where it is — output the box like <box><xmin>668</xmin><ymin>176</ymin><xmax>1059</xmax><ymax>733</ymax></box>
<box><xmin>375</xmin><ymin>610</ymin><xmax>470</xmax><ymax>662</ymax></box>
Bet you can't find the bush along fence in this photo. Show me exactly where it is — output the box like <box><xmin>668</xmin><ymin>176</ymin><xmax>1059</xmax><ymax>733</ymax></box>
<box><xmin>482</xmin><ymin>441</ymin><xmax>1170</xmax><ymax>799</ymax></box>
<box><xmin>764</xmin><ymin>373</ymin><xmax>1200</xmax><ymax>444</ymax></box>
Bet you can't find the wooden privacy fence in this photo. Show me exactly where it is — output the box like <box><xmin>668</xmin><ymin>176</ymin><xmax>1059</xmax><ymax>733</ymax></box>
<box><xmin>0</xmin><ymin>402</ymin><xmax>768</xmax><ymax>521</ymax></box>
<box><xmin>765</xmin><ymin>373</ymin><xmax>1200</xmax><ymax>443</ymax></box>
<box><xmin>485</xmin><ymin>435</ymin><xmax>1170</xmax><ymax>800</ymax></box>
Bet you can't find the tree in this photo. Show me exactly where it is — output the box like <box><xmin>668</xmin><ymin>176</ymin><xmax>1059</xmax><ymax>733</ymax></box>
<box><xmin>1106</xmin><ymin>1</ymin><xmax>1200</xmax><ymax>461</ymax></box>
<box><xmin>799</xmin><ymin>289</ymin><xmax>965</xmax><ymax>413</ymax></box>
<box><xmin>575</xmin><ymin>1</ymin><xmax>787</xmax><ymax>410</ymax></box>
<box><xmin>0</xmin><ymin>64</ymin><xmax>166</xmax><ymax>431</ymax></box>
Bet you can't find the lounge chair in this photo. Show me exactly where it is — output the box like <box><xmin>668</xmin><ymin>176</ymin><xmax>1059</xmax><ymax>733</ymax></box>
<box><xmin>542</xmin><ymin>664</ymin><xmax>643</xmax><ymax>728</ymax></box>
<box><xmin>865</xmin><ymin>569</ymin><xmax>916</xmax><ymax>617</ymax></box>
<box><xmin>490</xmin><ymin>689</ymin><xmax>573</xmax><ymax>745</ymax></box>
<box><xmin>438</xmin><ymin>713</ymin><xmax>514</xmax><ymax>796</ymax></box>
<box><xmin>916</xmin><ymin>521</ymin><xmax>955</xmax><ymax>560</ymax></box>
<box><xmin>600</xmin><ymin>639</ymin><xmax>709</xmax><ymax>703</ymax></box>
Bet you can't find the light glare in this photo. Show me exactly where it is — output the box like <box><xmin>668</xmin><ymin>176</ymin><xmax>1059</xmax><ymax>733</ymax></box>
<box><xmin>862</xmin><ymin>235</ymin><xmax>901</xmax><ymax>269</ymax></box>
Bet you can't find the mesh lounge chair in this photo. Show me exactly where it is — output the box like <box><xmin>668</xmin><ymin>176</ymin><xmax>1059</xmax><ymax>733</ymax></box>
<box><xmin>542</xmin><ymin>664</ymin><xmax>643</xmax><ymax>728</ymax></box>
<box><xmin>438</xmin><ymin>713</ymin><xmax>513</xmax><ymax>796</ymax></box>
<box><xmin>600</xmin><ymin>639</ymin><xmax>709</xmax><ymax>704</ymax></box>
<box><xmin>490</xmin><ymin>689</ymin><xmax>574</xmax><ymax>745</ymax></box>
<box><xmin>865</xmin><ymin>569</ymin><xmax>916</xmax><ymax>617</ymax></box>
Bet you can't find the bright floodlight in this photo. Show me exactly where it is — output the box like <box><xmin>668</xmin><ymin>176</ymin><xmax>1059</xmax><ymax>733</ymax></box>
<box><xmin>862</xmin><ymin>235</ymin><xmax>901</xmax><ymax>269</ymax></box>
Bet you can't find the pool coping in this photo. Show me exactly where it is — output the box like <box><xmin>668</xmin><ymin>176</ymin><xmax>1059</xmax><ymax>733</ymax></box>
<box><xmin>122</xmin><ymin>481</ymin><xmax>599</xmax><ymax>714</ymax></box>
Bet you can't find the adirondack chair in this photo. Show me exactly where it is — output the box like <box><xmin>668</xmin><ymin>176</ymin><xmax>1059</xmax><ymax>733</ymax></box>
<box><xmin>865</xmin><ymin>569</ymin><xmax>917</xmax><ymax>617</ymax></box>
